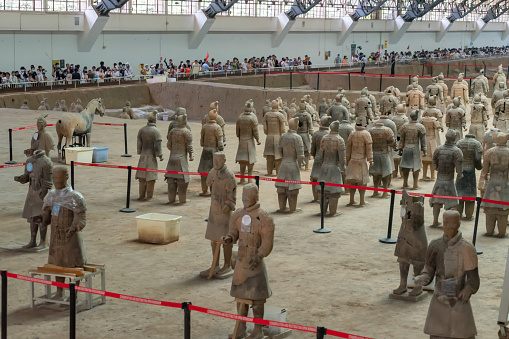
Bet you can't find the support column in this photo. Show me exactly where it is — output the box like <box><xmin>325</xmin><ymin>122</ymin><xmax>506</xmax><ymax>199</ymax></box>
<box><xmin>188</xmin><ymin>10</ymin><xmax>215</xmax><ymax>49</ymax></box>
<box><xmin>272</xmin><ymin>12</ymin><xmax>295</xmax><ymax>48</ymax></box>
<box><xmin>77</xmin><ymin>7</ymin><xmax>109</xmax><ymax>52</ymax></box>
<box><xmin>389</xmin><ymin>16</ymin><xmax>412</xmax><ymax>44</ymax></box>
<box><xmin>503</xmin><ymin>21</ymin><xmax>509</xmax><ymax>40</ymax></box>
<box><xmin>436</xmin><ymin>18</ymin><xmax>452</xmax><ymax>42</ymax></box>
<box><xmin>337</xmin><ymin>15</ymin><xmax>357</xmax><ymax>46</ymax></box>
<box><xmin>472</xmin><ymin>17</ymin><xmax>487</xmax><ymax>42</ymax></box>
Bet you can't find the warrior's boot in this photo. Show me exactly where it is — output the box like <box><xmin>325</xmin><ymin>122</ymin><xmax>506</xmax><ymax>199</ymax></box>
<box><xmin>348</xmin><ymin>189</ymin><xmax>357</xmax><ymax>205</ymax></box>
<box><xmin>146</xmin><ymin>180</ymin><xmax>156</xmax><ymax>201</ymax></box>
<box><xmin>247</xmin><ymin>304</ymin><xmax>265</xmax><ymax>339</ymax></box>
<box><xmin>402</xmin><ymin>169</ymin><xmax>410</xmax><ymax>188</ymax></box>
<box><xmin>342</xmin><ymin>173</ymin><xmax>349</xmax><ymax>193</ymax></box>
<box><xmin>497</xmin><ymin>215</ymin><xmax>508</xmax><ymax>238</ymax></box>
<box><xmin>168</xmin><ymin>180</ymin><xmax>177</xmax><ymax>204</ymax></box>
<box><xmin>200</xmin><ymin>242</ymin><xmax>221</xmax><ymax>278</ymax></box>
<box><xmin>215</xmin><ymin>243</ymin><xmax>233</xmax><ymax>279</ymax></box>
<box><xmin>430</xmin><ymin>164</ymin><xmax>436</xmax><ymax>180</ymax></box>
<box><xmin>266</xmin><ymin>156</ymin><xmax>274</xmax><ymax>176</ymax></box>
<box><xmin>381</xmin><ymin>176</ymin><xmax>390</xmax><ymax>198</ymax></box>
<box><xmin>393</xmin><ymin>262</ymin><xmax>409</xmax><ymax>295</ymax></box>
<box><xmin>372</xmin><ymin>175</ymin><xmax>381</xmax><ymax>197</ymax></box>
<box><xmin>304</xmin><ymin>152</ymin><xmax>310</xmax><ymax>170</ymax></box>
<box><xmin>277</xmin><ymin>193</ymin><xmax>287</xmax><ymax>212</ymax></box>
<box><xmin>359</xmin><ymin>187</ymin><xmax>367</xmax><ymax>206</ymax></box>
<box><xmin>177</xmin><ymin>181</ymin><xmax>189</xmax><ymax>204</ymax></box>
<box><xmin>35</xmin><ymin>222</ymin><xmax>48</xmax><ymax>250</ymax></box>
<box><xmin>275</xmin><ymin>159</ymin><xmax>282</xmax><ymax>175</ymax></box>
<box><xmin>23</xmin><ymin>221</ymin><xmax>38</xmax><ymax>249</ymax></box>
<box><xmin>239</xmin><ymin>163</ymin><xmax>247</xmax><ymax>184</ymax></box>
<box><xmin>412</xmin><ymin>170</ymin><xmax>420</xmax><ymax>190</ymax></box>
<box><xmin>432</xmin><ymin>203</ymin><xmax>442</xmax><ymax>227</ymax></box>
<box><xmin>486</xmin><ymin>213</ymin><xmax>496</xmax><ymax>236</ymax></box>
<box><xmin>310</xmin><ymin>177</ymin><xmax>318</xmax><ymax>202</ymax></box>
<box><xmin>408</xmin><ymin>264</ymin><xmax>424</xmax><ymax>296</ymax></box>
<box><xmin>247</xmin><ymin>164</ymin><xmax>254</xmax><ymax>183</ymax></box>
<box><xmin>200</xmin><ymin>176</ymin><xmax>209</xmax><ymax>196</ymax></box>
<box><xmin>464</xmin><ymin>201</ymin><xmax>475</xmax><ymax>220</ymax></box>
<box><xmin>288</xmin><ymin>190</ymin><xmax>299</xmax><ymax>212</ymax></box>
<box><xmin>138</xmin><ymin>178</ymin><xmax>147</xmax><ymax>201</ymax></box>
<box><xmin>329</xmin><ymin>195</ymin><xmax>340</xmax><ymax>215</ymax></box>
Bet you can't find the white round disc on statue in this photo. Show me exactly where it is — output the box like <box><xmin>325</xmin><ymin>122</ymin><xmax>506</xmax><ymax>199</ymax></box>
<box><xmin>33</xmin><ymin>132</ymin><xmax>39</xmax><ymax>140</ymax></box>
<box><xmin>26</xmin><ymin>163</ymin><xmax>33</xmax><ymax>172</ymax></box>
<box><xmin>241</xmin><ymin>214</ymin><xmax>252</xmax><ymax>233</ymax></box>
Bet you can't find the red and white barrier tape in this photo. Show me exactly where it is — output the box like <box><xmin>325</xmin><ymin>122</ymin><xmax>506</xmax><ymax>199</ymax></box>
<box><xmin>11</xmin><ymin>122</ymin><xmax>121</xmax><ymax>132</ymax></box>
<box><xmin>0</xmin><ymin>163</ymin><xmax>25</xmax><ymax>169</ymax></box>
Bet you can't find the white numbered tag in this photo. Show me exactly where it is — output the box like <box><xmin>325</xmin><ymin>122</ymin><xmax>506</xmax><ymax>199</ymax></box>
<box><xmin>33</xmin><ymin>132</ymin><xmax>38</xmax><ymax>141</ymax></box>
<box><xmin>52</xmin><ymin>204</ymin><xmax>61</xmax><ymax>216</ymax></box>
<box><xmin>241</xmin><ymin>215</ymin><xmax>251</xmax><ymax>233</ymax></box>
<box><xmin>400</xmin><ymin>206</ymin><xmax>406</xmax><ymax>218</ymax></box>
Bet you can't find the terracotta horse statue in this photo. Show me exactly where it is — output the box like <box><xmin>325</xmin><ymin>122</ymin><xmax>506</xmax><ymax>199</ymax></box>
<box><xmin>56</xmin><ymin>98</ymin><xmax>106</xmax><ymax>161</ymax></box>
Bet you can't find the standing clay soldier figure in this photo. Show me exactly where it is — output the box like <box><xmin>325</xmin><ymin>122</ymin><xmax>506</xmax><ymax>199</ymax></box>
<box><xmin>203</xmin><ymin>101</ymin><xmax>226</xmax><ymax>146</ymax></box>
<box><xmin>318</xmin><ymin>98</ymin><xmax>329</xmax><ymax>118</ymax></box>
<box><xmin>468</xmin><ymin>93</ymin><xmax>488</xmax><ymax>142</ymax></box>
<box><xmin>493</xmin><ymin>64</ymin><xmax>507</xmax><ymax>89</ymax></box>
<box><xmin>59</xmin><ymin>100</ymin><xmax>68</xmax><ymax>112</ymax></box>
<box><xmin>471</xmin><ymin>72</ymin><xmax>489</xmax><ymax>96</ymax></box>
<box><xmin>406</xmin><ymin>75</ymin><xmax>424</xmax><ymax>92</ymax></box>
<box><xmin>379</xmin><ymin>86</ymin><xmax>399</xmax><ymax>116</ymax></box>
<box><xmin>43</xmin><ymin>98</ymin><xmax>50</xmax><ymax>111</ymax></box>
<box><xmin>399</xmin><ymin>110</ymin><xmax>427</xmax><ymax>189</ymax></box>
<box><xmin>294</xmin><ymin>101</ymin><xmax>313</xmax><ymax>170</ymax></box>
<box><xmin>456</xmin><ymin>134</ymin><xmax>482</xmax><ymax>220</ymax></box>
<box><xmin>480</xmin><ymin>132</ymin><xmax>509</xmax><ymax>237</ymax></box>
<box><xmin>425</xmin><ymin>77</ymin><xmax>444</xmax><ymax>107</ymax></box>
<box><xmin>69</xmin><ymin>103</ymin><xmax>76</xmax><ymax>113</ymax></box>
<box><xmin>316</xmin><ymin>120</ymin><xmax>346</xmax><ymax>215</ymax></box>
<box><xmin>406</xmin><ymin>82</ymin><xmax>425</xmax><ymax>115</ymax></box>
<box><xmin>495</xmin><ymin>90</ymin><xmax>509</xmax><ymax>133</ymax></box>
<box><xmin>392</xmin><ymin>190</ymin><xmax>427</xmax><ymax>300</ymax></box>
<box><xmin>222</xmin><ymin>184</ymin><xmax>274</xmax><ymax>339</ymax></box>
<box><xmin>482</xmin><ymin>127</ymin><xmax>500</xmax><ymax>153</ymax></box>
<box><xmin>38</xmin><ymin>101</ymin><xmax>47</xmax><ymax>111</ymax></box>
<box><xmin>287</xmin><ymin>102</ymin><xmax>297</xmax><ymax>121</ymax></box>
<box><xmin>14</xmin><ymin>150</ymin><xmax>53</xmax><ymax>249</ymax></box>
<box><xmin>437</xmin><ymin>73</ymin><xmax>449</xmax><ymax>111</ymax></box>
<box><xmin>53</xmin><ymin>101</ymin><xmax>60</xmax><ymax>111</ymax></box>
<box><xmin>346</xmin><ymin>117</ymin><xmax>373</xmax><ymax>206</ymax></box>
<box><xmin>20</xmin><ymin>99</ymin><xmax>29</xmax><ymax>110</ymax></box>
<box><xmin>450</xmin><ymin>74</ymin><xmax>469</xmax><ymax>105</ymax></box>
<box><xmin>202</xmin><ymin>152</ymin><xmax>237</xmax><ymax>279</ymax></box>
<box><xmin>355</xmin><ymin>88</ymin><xmax>374</xmax><ymax>126</ymax></box>
<box><xmin>446</xmin><ymin>97</ymin><xmax>467</xmax><ymax>141</ymax></box>
<box><xmin>424</xmin><ymin>96</ymin><xmax>443</xmax><ymax>130</ymax></box>
<box><xmin>421</xmin><ymin>111</ymin><xmax>442</xmax><ymax>181</ymax></box>
<box><xmin>275</xmin><ymin>117</ymin><xmax>304</xmax><ymax>212</ymax></box>
<box><xmin>429</xmin><ymin>129</ymin><xmax>463</xmax><ymax>227</ymax></box>
<box><xmin>327</xmin><ymin>95</ymin><xmax>350</xmax><ymax>123</ymax></box>
<box><xmin>262</xmin><ymin>99</ymin><xmax>271</xmax><ymax>117</ymax></box>
<box><xmin>168</xmin><ymin>107</ymin><xmax>191</xmax><ymax>136</ymax></box>
<box><xmin>136</xmin><ymin>111</ymin><xmax>163</xmax><ymax>201</ymax></box>
<box><xmin>392</xmin><ymin>104</ymin><xmax>409</xmax><ymax>178</ymax></box>
<box><xmin>74</xmin><ymin>98</ymin><xmax>84</xmax><ymax>112</ymax></box>
<box><xmin>369</xmin><ymin>122</ymin><xmax>395</xmax><ymax>198</ymax></box>
<box><xmin>263</xmin><ymin>100</ymin><xmax>286</xmax><ymax>176</ymax></box>
<box><xmin>492</xmin><ymin>81</ymin><xmax>506</xmax><ymax>113</ymax></box>
<box><xmin>414</xmin><ymin>210</ymin><xmax>479</xmax><ymax>339</ymax></box>
<box><xmin>121</xmin><ymin>101</ymin><xmax>134</xmax><ymax>120</ymax></box>
<box><xmin>198</xmin><ymin>109</ymin><xmax>224</xmax><ymax>196</ymax></box>
<box><xmin>41</xmin><ymin>166</ymin><xmax>87</xmax><ymax>300</ymax></box>
<box><xmin>236</xmin><ymin>101</ymin><xmax>261</xmax><ymax>184</ymax></box>
<box><xmin>310</xmin><ymin>116</ymin><xmax>331</xmax><ymax>202</ymax></box>
<box><xmin>165</xmin><ymin>114</ymin><xmax>193</xmax><ymax>204</ymax></box>
<box><xmin>25</xmin><ymin>114</ymin><xmax>56</xmax><ymax>157</ymax></box>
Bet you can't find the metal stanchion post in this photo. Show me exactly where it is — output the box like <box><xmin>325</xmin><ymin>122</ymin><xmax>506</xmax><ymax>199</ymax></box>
<box><xmin>464</xmin><ymin>64</ymin><xmax>467</xmax><ymax>78</ymax></box>
<box><xmin>348</xmin><ymin>72</ymin><xmax>351</xmax><ymax>91</ymax></box>
<box><xmin>316</xmin><ymin>72</ymin><xmax>320</xmax><ymax>92</ymax></box>
<box><xmin>379</xmin><ymin>189</ymin><xmax>397</xmax><ymax>244</ymax></box>
<box><xmin>469</xmin><ymin>77</ymin><xmax>472</xmax><ymax>90</ymax></box>
<box><xmin>182</xmin><ymin>302</ymin><xmax>192</xmax><ymax>339</ymax></box>
<box><xmin>263</xmin><ymin>72</ymin><xmax>266</xmax><ymax>90</ymax></box>
<box><xmin>120</xmin><ymin>166</ymin><xmax>136</xmax><ymax>213</ymax></box>
<box><xmin>5</xmin><ymin>129</ymin><xmax>16</xmax><ymax>164</ymax></box>
<box><xmin>447</xmin><ymin>64</ymin><xmax>450</xmax><ymax>77</ymax></box>
<box><xmin>379</xmin><ymin>73</ymin><xmax>382</xmax><ymax>92</ymax></box>
<box><xmin>408</xmin><ymin>74</ymin><xmax>411</xmax><ymax>85</ymax></box>
<box><xmin>289</xmin><ymin>71</ymin><xmax>293</xmax><ymax>90</ymax></box>
<box><xmin>1</xmin><ymin>270</ymin><xmax>7</xmax><ymax>339</ymax></box>
<box><xmin>473</xmin><ymin>197</ymin><xmax>483</xmax><ymax>255</ymax></box>
<box><xmin>71</xmin><ymin>161</ymin><xmax>75</xmax><ymax>189</ymax></box>
<box><xmin>422</xmin><ymin>63</ymin><xmax>425</xmax><ymax>76</ymax></box>
<box><xmin>121</xmin><ymin>123</ymin><xmax>132</xmax><ymax>157</ymax></box>
<box><xmin>255</xmin><ymin>175</ymin><xmax>259</xmax><ymax>189</ymax></box>
<box><xmin>313</xmin><ymin>182</ymin><xmax>331</xmax><ymax>233</ymax></box>
<box><xmin>316</xmin><ymin>326</ymin><xmax>326</xmax><ymax>339</ymax></box>
<box><xmin>69</xmin><ymin>282</ymin><xmax>76</xmax><ymax>339</ymax></box>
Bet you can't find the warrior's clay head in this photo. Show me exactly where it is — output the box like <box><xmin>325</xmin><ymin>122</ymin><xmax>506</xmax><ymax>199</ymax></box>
<box><xmin>397</xmin><ymin>104</ymin><xmax>406</xmax><ymax>114</ymax></box>
<box><xmin>177</xmin><ymin>114</ymin><xmax>187</xmax><ymax>127</ymax></box>
<box><xmin>54</xmin><ymin>101</ymin><xmax>59</xmax><ymax>108</ymax></box>
<box><xmin>480</xmin><ymin>69</ymin><xmax>485</xmax><ymax>75</ymax></box>
<box><xmin>53</xmin><ymin>166</ymin><xmax>69</xmax><ymax>189</ymax></box>
<box><xmin>438</xmin><ymin>73</ymin><xmax>444</xmax><ymax>81</ymax></box>
<box><xmin>209</xmin><ymin>109</ymin><xmax>218</xmax><ymax>121</ymax></box>
<box><xmin>126</xmin><ymin>100</ymin><xmax>131</xmax><ymax>106</ymax></box>
<box><xmin>355</xmin><ymin>116</ymin><xmax>364</xmax><ymax>127</ymax></box>
<box><xmin>409</xmin><ymin>110</ymin><xmax>419</xmax><ymax>121</ymax></box>
<box><xmin>386</xmin><ymin>86</ymin><xmax>394</xmax><ymax>94</ymax></box>
<box><xmin>213</xmin><ymin>151</ymin><xmax>226</xmax><ymax>170</ymax></box>
<box><xmin>335</xmin><ymin>94</ymin><xmax>342</xmax><ymax>103</ymax></box>
<box><xmin>412</xmin><ymin>75</ymin><xmax>419</xmax><ymax>84</ymax></box>
<box><xmin>147</xmin><ymin>111</ymin><xmax>157</xmax><ymax>123</ymax></box>
<box><xmin>458</xmin><ymin>73</ymin><xmax>464</xmax><ymax>81</ymax></box>
<box><xmin>288</xmin><ymin>117</ymin><xmax>299</xmax><ymax>131</ymax></box>
<box><xmin>453</xmin><ymin>97</ymin><xmax>461</xmax><ymax>107</ymax></box>
<box><xmin>76</xmin><ymin>98</ymin><xmax>82</xmax><ymax>104</ymax></box>
<box><xmin>321</xmin><ymin>98</ymin><xmax>326</xmax><ymax>102</ymax></box>
<box><xmin>361</xmin><ymin>87</ymin><xmax>369</xmax><ymax>96</ymax></box>
<box><xmin>242</xmin><ymin>183</ymin><xmax>259</xmax><ymax>208</ymax></box>
<box><xmin>473</xmin><ymin>93</ymin><xmax>481</xmax><ymax>103</ymax></box>
<box><xmin>210</xmin><ymin>101</ymin><xmax>219</xmax><ymax>111</ymax></box>
<box><xmin>428</xmin><ymin>95</ymin><xmax>436</xmax><ymax>107</ymax></box>
<box><xmin>265</xmin><ymin>99</ymin><xmax>270</xmax><ymax>105</ymax></box>
<box><xmin>432</xmin><ymin>76</ymin><xmax>438</xmax><ymax>83</ymax></box>
<box><xmin>60</xmin><ymin>99</ymin><xmax>66</xmax><ymax>105</ymax></box>
<box><xmin>375</xmin><ymin>122</ymin><xmax>384</xmax><ymax>128</ymax></box>
<box><xmin>245</xmin><ymin>100</ymin><xmax>253</xmax><ymax>112</ymax></box>
<box><xmin>271</xmin><ymin>100</ymin><xmax>279</xmax><ymax>110</ymax></box>
<box><xmin>465</xmin><ymin>134</ymin><xmax>476</xmax><ymax>139</ymax></box>
<box><xmin>298</xmin><ymin>102</ymin><xmax>306</xmax><ymax>111</ymax></box>
<box><xmin>176</xmin><ymin>107</ymin><xmax>186</xmax><ymax>116</ymax></box>
<box><xmin>37</xmin><ymin>114</ymin><xmax>48</xmax><ymax>131</ymax></box>
<box><xmin>445</xmin><ymin>129</ymin><xmax>457</xmax><ymax>143</ymax></box>
<box><xmin>494</xmin><ymin>132</ymin><xmax>509</xmax><ymax>146</ymax></box>
<box><xmin>330</xmin><ymin>120</ymin><xmax>340</xmax><ymax>132</ymax></box>
<box><xmin>412</xmin><ymin>82</ymin><xmax>418</xmax><ymax>89</ymax></box>
<box><xmin>443</xmin><ymin>210</ymin><xmax>460</xmax><ymax>239</ymax></box>
<box><xmin>44</xmin><ymin>97</ymin><xmax>48</xmax><ymax>103</ymax></box>
<box><xmin>320</xmin><ymin>116</ymin><xmax>332</xmax><ymax>128</ymax></box>
<box><xmin>498</xmin><ymin>65</ymin><xmax>504</xmax><ymax>74</ymax></box>
<box><xmin>23</xmin><ymin>99</ymin><xmax>28</xmax><ymax>105</ymax></box>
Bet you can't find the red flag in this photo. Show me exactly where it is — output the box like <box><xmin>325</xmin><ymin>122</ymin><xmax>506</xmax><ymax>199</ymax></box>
<box><xmin>407</xmin><ymin>45</ymin><xmax>410</xmax><ymax>50</ymax></box>
<box><xmin>205</xmin><ymin>52</ymin><xmax>209</xmax><ymax>61</ymax></box>
<box><xmin>378</xmin><ymin>46</ymin><xmax>382</xmax><ymax>54</ymax></box>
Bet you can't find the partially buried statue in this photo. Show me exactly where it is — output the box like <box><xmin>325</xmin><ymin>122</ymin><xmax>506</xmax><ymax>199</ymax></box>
<box><xmin>121</xmin><ymin>101</ymin><xmax>134</xmax><ymax>120</ymax></box>
<box><xmin>198</xmin><ymin>109</ymin><xmax>224</xmax><ymax>196</ymax></box>
<box><xmin>43</xmin><ymin>98</ymin><xmax>50</xmax><ymax>111</ymax></box>
<box><xmin>263</xmin><ymin>100</ymin><xmax>286</xmax><ymax>176</ymax></box>
<box><xmin>399</xmin><ymin>110</ymin><xmax>427</xmax><ymax>189</ymax></box>
<box><xmin>222</xmin><ymin>184</ymin><xmax>275</xmax><ymax>339</ymax></box>
<box><xmin>346</xmin><ymin>117</ymin><xmax>373</xmax><ymax>206</ymax></box>
<box><xmin>20</xmin><ymin>99</ymin><xmax>29</xmax><ymax>110</ymax></box>
<box><xmin>310</xmin><ymin>116</ymin><xmax>331</xmax><ymax>202</ymax></box>
<box><xmin>136</xmin><ymin>111</ymin><xmax>163</xmax><ymax>201</ymax></box>
<box><xmin>165</xmin><ymin>114</ymin><xmax>193</xmax><ymax>204</ymax></box>
<box><xmin>236</xmin><ymin>101</ymin><xmax>261</xmax><ymax>184</ymax></box>
<box><xmin>316</xmin><ymin>120</ymin><xmax>346</xmax><ymax>215</ymax></box>
<box><xmin>275</xmin><ymin>117</ymin><xmax>304</xmax><ymax>212</ymax></box>
<box><xmin>14</xmin><ymin>150</ymin><xmax>53</xmax><ymax>249</ymax></box>
<box><xmin>202</xmin><ymin>152</ymin><xmax>237</xmax><ymax>279</ymax></box>
<box><xmin>493</xmin><ymin>64</ymin><xmax>507</xmax><ymax>89</ymax></box>
<box><xmin>41</xmin><ymin>166</ymin><xmax>87</xmax><ymax>300</ymax></box>
<box><xmin>429</xmin><ymin>129</ymin><xmax>463</xmax><ymax>227</ymax></box>
<box><xmin>262</xmin><ymin>99</ymin><xmax>271</xmax><ymax>118</ymax></box>
<box><xmin>391</xmin><ymin>190</ymin><xmax>427</xmax><ymax>301</ymax></box>
<box><xmin>437</xmin><ymin>73</ymin><xmax>448</xmax><ymax>112</ymax></box>
<box><xmin>480</xmin><ymin>132</ymin><xmax>509</xmax><ymax>238</ymax></box>
<box><xmin>415</xmin><ymin>210</ymin><xmax>479</xmax><ymax>339</ymax></box>
<box><xmin>369</xmin><ymin>121</ymin><xmax>395</xmax><ymax>198</ymax></box>
<box><xmin>446</xmin><ymin>97</ymin><xmax>467</xmax><ymax>141</ymax></box>
<box><xmin>456</xmin><ymin>134</ymin><xmax>482</xmax><ymax>220</ymax></box>
<box><xmin>25</xmin><ymin>114</ymin><xmax>56</xmax><ymax>158</ymax></box>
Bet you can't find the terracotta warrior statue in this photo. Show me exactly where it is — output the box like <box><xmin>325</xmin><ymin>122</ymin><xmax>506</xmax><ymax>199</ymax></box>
<box><xmin>327</xmin><ymin>94</ymin><xmax>350</xmax><ymax>123</ymax></box>
<box><xmin>369</xmin><ymin>122</ymin><xmax>395</xmax><ymax>198</ymax></box>
<box><xmin>74</xmin><ymin>98</ymin><xmax>84</xmax><ymax>112</ymax></box>
<box><xmin>437</xmin><ymin>73</ymin><xmax>448</xmax><ymax>111</ymax></box>
<box><xmin>202</xmin><ymin>152</ymin><xmax>237</xmax><ymax>279</ymax></box>
<box><xmin>492</xmin><ymin>81</ymin><xmax>506</xmax><ymax>113</ymax></box>
<box><xmin>318</xmin><ymin>98</ymin><xmax>329</xmax><ymax>118</ymax></box>
<box><xmin>203</xmin><ymin>101</ymin><xmax>226</xmax><ymax>146</ymax></box>
<box><xmin>236</xmin><ymin>101</ymin><xmax>261</xmax><ymax>184</ymax></box>
<box><xmin>480</xmin><ymin>128</ymin><xmax>500</xmax><ymax>198</ymax></box>
<box><xmin>346</xmin><ymin>117</ymin><xmax>373</xmax><ymax>206</ymax></box>
<box><xmin>392</xmin><ymin>190</ymin><xmax>427</xmax><ymax>300</ymax></box>
<box><xmin>415</xmin><ymin>210</ymin><xmax>479</xmax><ymax>339</ymax></box>
<box><xmin>468</xmin><ymin>93</ymin><xmax>488</xmax><ymax>142</ymax></box>
<box><xmin>421</xmin><ymin>109</ymin><xmax>442</xmax><ymax>181</ymax></box>
<box><xmin>379</xmin><ymin>86</ymin><xmax>399</xmax><ymax>116</ymax></box>
<box><xmin>262</xmin><ymin>99</ymin><xmax>271</xmax><ymax>117</ymax></box>
<box><xmin>355</xmin><ymin>87</ymin><xmax>374</xmax><ymax>126</ymax></box>
<box><xmin>25</xmin><ymin>114</ymin><xmax>56</xmax><ymax>157</ymax></box>
<box><xmin>121</xmin><ymin>101</ymin><xmax>134</xmax><ymax>120</ymax></box>
<box><xmin>406</xmin><ymin>75</ymin><xmax>424</xmax><ymax>92</ymax></box>
<box><xmin>263</xmin><ymin>100</ymin><xmax>286</xmax><ymax>176</ymax></box>
<box><xmin>20</xmin><ymin>99</ymin><xmax>29</xmax><ymax>110</ymax></box>
<box><xmin>423</xmin><ymin>96</ymin><xmax>443</xmax><ymax>129</ymax></box>
<box><xmin>59</xmin><ymin>100</ymin><xmax>68</xmax><ymax>112</ymax></box>
<box><xmin>310</xmin><ymin>116</ymin><xmax>331</xmax><ymax>202</ymax></box>
<box><xmin>43</xmin><ymin>98</ymin><xmax>50</xmax><ymax>110</ymax></box>
<box><xmin>41</xmin><ymin>166</ymin><xmax>87</xmax><ymax>300</ymax></box>
<box><xmin>493</xmin><ymin>64</ymin><xmax>507</xmax><ymax>89</ymax></box>
<box><xmin>287</xmin><ymin>102</ymin><xmax>297</xmax><ymax>121</ymax></box>
<box><xmin>168</xmin><ymin>107</ymin><xmax>191</xmax><ymax>136</ymax></box>
<box><xmin>165</xmin><ymin>114</ymin><xmax>193</xmax><ymax>204</ymax></box>
<box><xmin>471</xmin><ymin>72</ymin><xmax>489</xmax><ymax>96</ymax></box>
<box><xmin>337</xmin><ymin>88</ymin><xmax>352</xmax><ymax>112</ymax></box>
<box><xmin>392</xmin><ymin>104</ymin><xmax>409</xmax><ymax>178</ymax></box>
<box><xmin>275</xmin><ymin>117</ymin><xmax>304</xmax><ymax>212</ymax></box>
<box><xmin>53</xmin><ymin>101</ymin><xmax>60</xmax><ymax>111</ymax></box>
<box><xmin>14</xmin><ymin>150</ymin><xmax>53</xmax><ymax>249</ymax></box>
<box><xmin>425</xmin><ymin>77</ymin><xmax>444</xmax><ymax>107</ymax></box>
<box><xmin>294</xmin><ymin>101</ymin><xmax>314</xmax><ymax>170</ymax></box>
<box><xmin>38</xmin><ymin>101</ymin><xmax>46</xmax><ymax>111</ymax></box>
<box><xmin>495</xmin><ymin>90</ymin><xmax>509</xmax><ymax>133</ymax></box>
<box><xmin>450</xmin><ymin>74</ymin><xmax>469</xmax><ymax>105</ymax></box>
<box><xmin>69</xmin><ymin>103</ymin><xmax>76</xmax><ymax>112</ymax></box>
<box><xmin>406</xmin><ymin>82</ymin><xmax>425</xmax><ymax>115</ymax></box>
<box><xmin>480</xmin><ymin>132</ymin><xmax>509</xmax><ymax>238</ymax></box>
<box><xmin>222</xmin><ymin>184</ymin><xmax>274</xmax><ymax>339</ymax></box>
<box><xmin>316</xmin><ymin>120</ymin><xmax>346</xmax><ymax>215</ymax></box>
<box><xmin>446</xmin><ymin>97</ymin><xmax>467</xmax><ymax>141</ymax></box>
<box><xmin>136</xmin><ymin>111</ymin><xmax>163</xmax><ymax>201</ymax></box>
<box><xmin>429</xmin><ymin>129</ymin><xmax>463</xmax><ymax>227</ymax></box>
<box><xmin>456</xmin><ymin>134</ymin><xmax>482</xmax><ymax>220</ymax></box>
<box><xmin>399</xmin><ymin>110</ymin><xmax>427</xmax><ymax>189</ymax></box>
<box><xmin>198</xmin><ymin>109</ymin><xmax>224</xmax><ymax>196</ymax></box>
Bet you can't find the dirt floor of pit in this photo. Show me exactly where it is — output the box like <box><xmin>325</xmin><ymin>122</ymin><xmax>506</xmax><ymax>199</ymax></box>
<box><xmin>0</xmin><ymin>106</ymin><xmax>506</xmax><ymax>339</ymax></box>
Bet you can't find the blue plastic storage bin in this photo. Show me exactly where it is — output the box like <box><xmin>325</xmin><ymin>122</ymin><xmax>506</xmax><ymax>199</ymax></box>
<box><xmin>91</xmin><ymin>146</ymin><xmax>109</xmax><ymax>163</ymax></box>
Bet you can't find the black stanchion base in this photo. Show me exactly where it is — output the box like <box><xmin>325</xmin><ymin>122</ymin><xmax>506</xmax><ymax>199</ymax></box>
<box><xmin>313</xmin><ymin>228</ymin><xmax>331</xmax><ymax>234</ymax></box>
<box><xmin>119</xmin><ymin>208</ymin><xmax>136</xmax><ymax>213</ymax></box>
<box><xmin>4</xmin><ymin>160</ymin><xmax>16</xmax><ymax>164</ymax></box>
<box><xmin>476</xmin><ymin>248</ymin><xmax>483</xmax><ymax>255</ymax></box>
<box><xmin>379</xmin><ymin>237</ymin><xmax>397</xmax><ymax>244</ymax></box>
<box><xmin>121</xmin><ymin>154</ymin><xmax>132</xmax><ymax>158</ymax></box>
